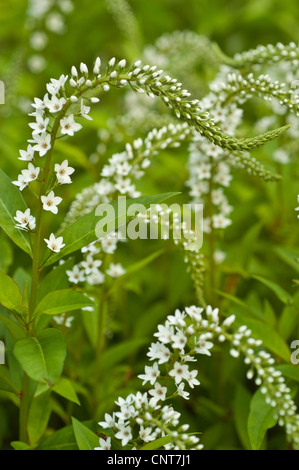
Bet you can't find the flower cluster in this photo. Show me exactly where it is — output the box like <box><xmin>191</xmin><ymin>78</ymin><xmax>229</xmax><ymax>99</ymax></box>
<box><xmin>63</xmin><ymin>122</ymin><xmax>193</xmax><ymax>227</ymax></box>
<box><xmin>97</xmin><ymin>304</ymin><xmax>228</xmax><ymax>450</ymax></box>
<box><xmin>96</xmin><ymin>304</ymin><xmax>299</xmax><ymax>450</ymax></box>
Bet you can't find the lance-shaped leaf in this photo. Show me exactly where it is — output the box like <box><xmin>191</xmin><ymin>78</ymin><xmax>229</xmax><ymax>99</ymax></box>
<box><xmin>71</xmin><ymin>417</ymin><xmax>99</xmax><ymax>450</ymax></box>
<box><xmin>14</xmin><ymin>329</ymin><xmax>66</xmax><ymax>384</ymax></box>
<box><xmin>0</xmin><ymin>169</ymin><xmax>32</xmax><ymax>256</ymax></box>
<box><xmin>0</xmin><ymin>271</ymin><xmax>25</xmax><ymax>317</ymax></box>
<box><xmin>248</xmin><ymin>388</ymin><xmax>277</xmax><ymax>450</ymax></box>
<box><xmin>41</xmin><ymin>192</ymin><xmax>180</xmax><ymax>267</ymax></box>
<box><xmin>34</xmin><ymin>289</ymin><xmax>94</xmax><ymax>316</ymax></box>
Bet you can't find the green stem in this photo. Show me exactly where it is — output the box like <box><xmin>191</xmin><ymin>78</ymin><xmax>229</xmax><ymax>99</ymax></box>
<box><xmin>19</xmin><ymin>373</ymin><xmax>30</xmax><ymax>443</ymax></box>
<box><xmin>207</xmin><ymin>157</ymin><xmax>216</xmax><ymax>303</ymax></box>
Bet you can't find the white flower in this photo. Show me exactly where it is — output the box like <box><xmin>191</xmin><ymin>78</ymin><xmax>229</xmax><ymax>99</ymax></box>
<box><xmin>21</xmin><ymin>163</ymin><xmax>40</xmax><ymax>183</ymax></box>
<box><xmin>114</xmin><ymin>425</ymin><xmax>132</xmax><ymax>447</ymax></box>
<box><xmin>95</xmin><ymin>437</ymin><xmax>111</xmax><ymax>451</ymax></box>
<box><xmin>32</xmin><ymin>132</ymin><xmax>51</xmax><ymax>156</ymax></box>
<box><xmin>46</xmin><ymin>95</ymin><xmax>66</xmax><ymax>113</ymax></box>
<box><xmin>29</xmin><ymin>115</ymin><xmax>49</xmax><ymax>135</ymax></box>
<box><xmin>139</xmin><ymin>426</ymin><xmax>155</xmax><ymax>442</ymax></box>
<box><xmin>101</xmin><ymin>237</ymin><xmax>117</xmax><ymax>254</ymax></box>
<box><xmin>86</xmin><ymin>270</ymin><xmax>105</xmax><ymax>285</ymax></box>
<box><xmin>138</xmin><ymin>362</ymin><xmax>160</xmax><ymax>385</ymax></box>
<box><xmin>194</xmin><ymin>336</ymin><xmax>213</xmax><ymax>356</ymax></box>
<box><xmin>46</xmin><ymin>75</ymin><xmax>68</xmax><ymax>95</ymax></box>
<box><xmin>177</xmin><ymin>382</ymin><xmax>190</xmax><ymax>400</ymax></box>
<box><xmin>55</xmin><ymin>159</ymin><xmax>75</xmax><ymax>184</ymax></box>
<box><xmin>147</xmin><ymin>342</ymin><xmax>171</xmax><ymax>364</ymax></box>
<box><xmin>81</xmin><ymin>255</ymin><xmax>102</xmax><ymax>275</ymax></box>
<box><xmin>98</xmin><ymin>413</ymin><xmax>115</xmax><ymax>429</ymax></box>
<box><xmin>154</xmin><ymin>322</ymin><xmax>175</xmax><ymax>344</ymax></box>
<box><xmin>31</xmin><ymin>95</ymin><xmax>49</xmax><ymax>110</ymax></box>
<box><xmin>12</xmin><ymin>174</ymin><xmax>28</xmax><ymax>191</ymax></box>
<box><xmin>14</xmin><ymin>209</ymin><xmax>36</xmax><ymax>231</ymax></box>
<box><xmin>206</xmin><ymin>305</ymin><xmax>219</xmax><ymax>323</ymax></box>
<box><xmin>167</xmin><ymin>309</ymin><xmax>186</xmax><ymax>327</ymax></box>
<box><xmin>188</xmin><ymin>370</ymin><xmax>200</xmax><ymax>388</ymax></box>
<box><xmin>44</xmin><ymin>233</ymin><xmax>65</xmax><ymax>252</ymax></box>
<box><xmin>171</xmin><ymin>329</ymin><xmax>187</xmax><ymax>350</ymax></box>
<box><xmin>54</xmin><ymin>314</ymin><xmax>74</xmax><ymax>328</ymax></box>
<box><xmin>169</xmin><ymin>362</ymin><xmax>190</xmax><ymax>385</ymax></box>
<box><xmin>106</xmin><ymin>263</ymin><xmax>125</xmax><ymax>278</ymax></box>
<box><xmin>19</xmin><ymin>145</ymin><xmax>35</xmax><ymax>161</ymax></box>
<box><xmin>41</xmin><ymin>191</ymin><xmax>62</xmax><ymax>214</ymax></box>
<box><xmin>114</xmin><ymin>177</ymin><xmax>135</xmax><ymax>194</ymax></box>
<box><xmin>149</xmin><ymin>382</ymin><xmax>167</xmax><ymax>405</ymax></box>
<box><xmin>66</xmin><ymin>265</ymin><xmax>85</xmax><ymax>284</ymax></box>
<box><xmin>60</xmin><ymin>114</ymin><xmax>82</xmax><ymax>136</ymax></box>
<box><xmin>185</xmin><ymin>306</ymin><xmax>203</xmax><ymax>322</ymax></box>
<box><xmin>212</xmin><ymin>213</ymin><xmax>231</xmax><ymax>229</ymax></box>
<box><xmin>80</xmin><ymin>99</ymin><xmax>93</xmax><ymax>120</ymax></box>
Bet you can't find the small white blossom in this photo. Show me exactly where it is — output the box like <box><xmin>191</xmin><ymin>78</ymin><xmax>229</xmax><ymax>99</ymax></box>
<box><xmin>138</xmin><ymin>362</ymin><xmax>160</xmax><ymax>385</ymax></box>
<box><xmin>44</xmin><ymin>233</ymin><xmax>65</xmax><ymax>252</ymax></box>
<box><xmin>21</xmin><ymin>163</ymin><xmax>40</xmax><ymax>183</ymax></box>
<box><xmin>32</xmin><ymin>132</ymin><xmax>51</xmax><ymax>157</ymax></box>
<box><xmin>95</xmin><ymin>437</ymin><xmax>111</xmax><ymax>451</ymax></box>
<box><xmin>14</xmin><ymin>209</ymin><xmax>36</xmax><ymax>231</ymax></box>
<box><xmin>41</xmin><ymin>191</ymin><xmax>62</xmax><ymax>214</ymax></box>
<box><xmin>169</xmin><ymin>362</ymin><xmax>190</xmax><ymax>385</ymax></box>
<box><xmin>29</xmin><ymin>115</ymin><xmax>49</xmax><ymax>135</ymax></box>
<box><xmin>80</xmin><ymin>99</ymin><xmax>93</xmax><ymax>120</ymax></box>
<box><xmin>106</xmin><ymin>263</ymin><xmax>125</xmax><ymax>278</ymax></box>
<box><xmin>66</xmin><ymin>265</ymin><xmax>86</xmax><ymax>284</ymax></box>
<box><xmin>55</xmin><ymin>159</ymin><xmax>75</xmax><ymax>184</ymax></box>
<box><xmin>60</xmin><ymin>114</ymin><xmax>82</xmax><ymax>136</ymax></box>
<box><xmin>81</xmin><ymin>255</ymin><xmax>102</xmax><ymax>275</ymax></box>
<box><xmin>114</xmin><ymin>425</ymin><xmax>132</xmax><ymax>447</ymax></box>
<box><xmin>19</xmin><ymin>145</ymin><xmax>35</xmax><ymax>161</ymax></box>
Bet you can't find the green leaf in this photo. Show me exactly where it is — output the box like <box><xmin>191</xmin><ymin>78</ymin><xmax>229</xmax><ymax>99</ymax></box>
<box><xmin>100</xmin><ymin>338</ymin><xmax>147</xmax><ymax>371</ymax></box>
<box><xmin>107</xmin><ymin>250</ymin><xmax>163</xmax><ymax>295</ymax></box>
<box><xmin>0</xmin><ymin>271</ymin><xmax>24</xmax><ymax>315</ymax></box>
<box><xmin>248</xmin><ymin>388</ymin><xmax>277</xmax><ymax>450</ymax></box>
<box><xmin>10</xmin><ymin>441</ymin><xmax>36</xmax><ymax>450</ymax></box>
<box><xmin>34</xmin><ymin>289</ymin><xmax>94</xmax><ymax>316</ymax></box>
<box><xmin>52</xmin><ymin>378</ymin><xmax>80</xmax><ymax>405</ymax></box>
<box><xmin>233</xmin><ymin>312</ymin><xmax>290</xmax><ymax>362</ymax></box>
<box><xmin>14</xmin><ymin>329</ymin><xmax>66</xmax><ymax>385</ymax></box>
<box><xmin>72</xmin><ymin>417</ymin><xmax>99</xmax><ymax>450</ymax></box>
<box><xmin>55</xmin><ymin>140</ymin><xmax>92</xmax><ymax>171</ymax></box>
<box><xmin>42</xmin><ymin>192</ymin><xmax>180</xmax><ymax>267</ymax></box>
<box><xmin>28</xmin><ymin>390</ymin><xmax>52</xmax><ymax>445</ymax></box>
<box><xmin>36</xmin><ymin>426</ymin><xmax>78</xmax><ymax>450</ymax></box>
<box><xmin>217</xmin><ymin>290</ymin><xmax>291</xmax><ymax>361</ymax></box>
<box><xmin>140</xmin><ymin>435</ymin><xmax>172</xmax><ymax>450</ymax></box>
<box><xmin>38</xmin><ymin>258</ymin><xmax>74</xmax><ymax>302</ymax></box>
<box><xmin>0</xmin><ymin>233</ymin><xmax>13</xmax><ymax>273</ymax></box>
<box><xmin>233</xmin><ymin>384</ymin><xmax>251</xmax><ymax>450</ymax></box>
<box><xmin>0</xmin><ymin>366</ymin><xmax>19</xmax><ymax>394</ymax></box>
<box><xmin>274</xmin><ymin>246</ymin><xmax>299</xmax><ymax>274</ymax></box>
<box><xmin>0</xmin><ymin>311</ymin><xmax>26</xmax><ymax>340</ymax></box>
<box><xmin>275</xmin><ymin>364</ymin><xmax>299</xmax><ymax>382</ymax></box>
<box><xmin>252</xmin><ymin>274</ymin><xmax>292</xmax><ymax>304</ymax></box>
<box><xmin>0</xmin><ymin>169</ymin><xmax>32</xmax><ymax>256</ymax></box>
